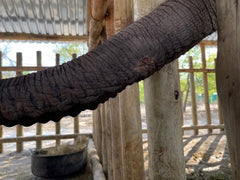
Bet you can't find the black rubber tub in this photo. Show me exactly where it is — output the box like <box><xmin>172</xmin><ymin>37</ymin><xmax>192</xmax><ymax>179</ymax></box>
<box><xmin>31</xmin><ymin>146</ymin><xmax>87</xmax><ymax>178</ymax></box>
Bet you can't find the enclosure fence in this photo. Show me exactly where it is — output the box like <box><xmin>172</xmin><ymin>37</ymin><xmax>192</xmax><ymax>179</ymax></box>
<box><xmin>0</xmin><ymin>43</ymin><xmax>224</xmax><ymax>153</ymax></box>
<box><xmin>0</xmin><ymin>51</ymin><xmax>92</xmax><ymax>153</ymax></box>
<box><xmin>179</xmin><ymin>43</ymin><xmax>224</xmax><ymax>135</ymax></box>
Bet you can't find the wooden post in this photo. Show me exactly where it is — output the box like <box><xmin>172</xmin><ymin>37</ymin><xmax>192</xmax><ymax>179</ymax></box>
<box><xmin>216</xmin><ymin>1</ymin><xmax>240</xmax><ymax>179</ymax></box>
<box><xmin>89</xmin><ymin>0</ymin><xmax>108</xmax><ymax>163</ymax></box>
<box><xmin>136</xmin><ymin>0</ymin><xmax>186</xmax><ymax>179</ymax></box>
<box><xmin>105</xmin><ymin>1</ymin><xmax>124</xmax><ymax>179</ymax></box>
<box><xmin>100</xmin><ymin>104</ymin><xmax>108</xmax><ymax>174</ymax></box>
<box><xmin>0</xmin><ymin>52</ymin><xmax>3</xmax><ymax>153</ymax></box>
<box><xmin>72</xmin><ymin>53</ymin><xmax>80</xmax><ymax>135</ymax></box>
<box><xmin>36</xmin><ymin>51</ymin><xmax>42</xmax><ymax>149</ymax></box>
<box><xmin>55</xmin><ymin>54</ymin><xmax>61</xmax><ymax>146</ymax></box>
<box><xmin>189</xmin><ymin>56</ymin><xmax>198</xmax><ymax>135</ymax></box>
<box><xmin>201</xmin><ymin>44</ymin><xmax>212</xmax><ymax>133</ymax></box>
<box><xmin>113</xmin><ymin>0</ymin><xmax>144</xmax><ymax>179</ymax></box>
<box><xmin>16</xmin><ymin>53</ymin><xmax>23</xmax><ymax>152</ymax></box>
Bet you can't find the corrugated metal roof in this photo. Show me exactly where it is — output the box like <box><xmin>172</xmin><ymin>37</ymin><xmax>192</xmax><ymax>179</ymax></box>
<box><xmin>0</xmin><ymin>0</ymin><xmax>88</xmax><ymax>37</ymax></box>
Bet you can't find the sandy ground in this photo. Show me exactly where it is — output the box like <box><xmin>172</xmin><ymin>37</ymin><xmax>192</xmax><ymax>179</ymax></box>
<box><xmin>0</xmin><ymin>104</ymin><xmax>232</xmax><ymax>179</ymax></box>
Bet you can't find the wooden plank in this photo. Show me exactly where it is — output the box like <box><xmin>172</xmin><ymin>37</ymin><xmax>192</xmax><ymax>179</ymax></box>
<box><xmin>16</xmin><ymin>53</ymin><xmax>23</xmax><ymax>152</ymax></box>
<box><xmin>0</xmin><ymin>133</ymin><xmax>92</xmax><ymax>143</ymax></box>
<box><xmin>216</xmin><ymin>1</ymin><xmax>240</xmax><ymax>178</ymax></box>
<box><xmin>36</xmin><ymin>51</ymin><xmax>42</xmax><ymax>149</ymax></box>
<box><xmin>201</xmin><ymin>44</ymin><xmax>212</xmax><ymax>133</ymax></box>
<box><xmin>0</xmin><ymin>52</ymin><xmax>2</xmax><ymax>153</ymax></box>
<box><xmin>182</xmin><ymin>124</ymin><xmax>225</xmax><ymax>131</ymax></box>
<box><xmin>189</xmin><ymin>56</ymin><xmax>198</xmax><ymax>135</ymax></box>
<box><xmin>199</xmin><ymin>40</ymin><xmax>217</xmax><ymax>47</ymax></box>
<box><xmin>72</xmin><ymin>53</ymin><xmax>80</xmax><ymax>135</ymax></box>
<box><xmin>0</xmin><ymin>32</ymin><xmax>88</xmax><ymax>42</ymax></box>
<box><xmin>142</xmin><ymin>124</ymin><xmax>225</xmax><ymax>134</ymax></box>
<box><xmin>115</xmin><ymin>0</ymin><xmax>144</xmax><ymax>179</ymax></box>
<box><xmin>55</xmin><ymin>54</ymin><xmax>61</xmax><ymax>145</ymax></box>
<box><xmin>178</xmin><ymin>69</ymin><xmax>215</xmax><ymax>73</ymax></box>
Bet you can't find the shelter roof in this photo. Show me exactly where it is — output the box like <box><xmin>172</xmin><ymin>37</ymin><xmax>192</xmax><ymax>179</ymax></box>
<box><xmin>0</xmin><ymin>0</ymin><xmax>88</xmax><ymax>42</ymax></box>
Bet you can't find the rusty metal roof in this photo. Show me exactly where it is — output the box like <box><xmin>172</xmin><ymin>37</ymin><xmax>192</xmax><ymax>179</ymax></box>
<box><xmin>0</xmin><ymin>0</ymin><xmax>88</xmax><ymax>40</ymax></box>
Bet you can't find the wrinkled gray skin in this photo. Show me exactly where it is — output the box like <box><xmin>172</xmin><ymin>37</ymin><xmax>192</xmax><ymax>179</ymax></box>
<box><xmin>0</xmin><ymin>0</ymin><xmax>217</xmax><ymax>126</ymax></box>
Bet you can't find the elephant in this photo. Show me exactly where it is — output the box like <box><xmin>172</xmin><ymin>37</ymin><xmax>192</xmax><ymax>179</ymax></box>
<box><xmin>0</xmin><ymin>0</ymin><xmax>217</xmax><ymax>126</ymax></box>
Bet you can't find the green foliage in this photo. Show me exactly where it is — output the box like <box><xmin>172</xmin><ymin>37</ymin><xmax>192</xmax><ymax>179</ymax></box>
<box><xmin>139</xmin><ymin>81</ymin><xmax>144</xmax><ymax>103</ymax></box>
<box><xmin>54</xmin><ymin>43</ymin><xmax>88</xmax><ymax>64</ymax></box>
<box><xmin>179</xmin><ymin>46</ymin><xmax>217</xmax><ymax>104</ymax></box>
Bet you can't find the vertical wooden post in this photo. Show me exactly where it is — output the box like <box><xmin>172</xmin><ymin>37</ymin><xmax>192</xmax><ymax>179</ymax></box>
<box><xmin>105</xmin><ymin>1</ymin><xmax>124</xmax><ymax>179</ymax></box>
<box><xmin>114</xmin><ymin>0</ymin><xmax>144</xmax><ymax>179</ymax></box>
<box><xmin>189</xmin><ymin>56</ymin><xmax>198</xmax><ymax>135</ymax></box>
<box><xmin>100</xmin><ymin>104</ymin><xmax>108</xmax><ymax>173</ymax></box>
<box><xmin>177</xmin><ymin>59</ymin><xmax>185</xmax><ymax>135</ymax></box>
<box><xmin>16</xmin><ymin>53</ymin><xmax>23</xmax><ymax>152</ymax></box>
<box><xmin>215</xmin><ymin>59</ymin><xmax>224</xmax><ymax>131</ymax></box>
<box><xmin>137</xmin><ymin>0</ymin><xmax>186</xmax><ymax>179</ymax></box>
<box><xmin>55</xmin><ymin>54</ymin><xmax>61</xmax><ymax>146</ymax></box>
<box><xmin>0</xmin><ymin>52</ymin><xmax>3</xmax><ymax>153</ymax></box>
<box><xmin>89</xmin><ymin>1</ymin><xmax>108</xmax><ymax>163</ymax></box>
<box><xmin>72</xmin><ymin>53</ymin><xmax>80</xmax><ymax>135</ymax></box>
<box><xmin>36</xmin><ymin>51</ymin><xmax>42</xmax><ymax>149</ymax></box>
<box><xmin>201</xmin><ymin>44</ymin><xmax>212</xmax><ymax>133</ymax></box>
<box><xmin>216</xmin><ymin>1</ymin><xmax>240</xmax><ymax>179</ymax></box>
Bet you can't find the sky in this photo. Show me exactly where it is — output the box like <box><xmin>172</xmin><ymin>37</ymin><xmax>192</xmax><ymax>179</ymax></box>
<box><xmin>0</xmin><ymin>41</ymin><xmax>61</xmax><ymax>67</ymax></box>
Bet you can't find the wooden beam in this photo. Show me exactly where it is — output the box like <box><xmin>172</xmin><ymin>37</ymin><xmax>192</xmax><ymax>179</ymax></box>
<box><xmin>0</xmin><ymin>32</ymin><xmax>88</xmax><ymax>42</ymax></box>
<box><xmin>216</xmin><ymin>1</ymin><xmax>240</xmax><ymax>179</ymax></box>
<box><xmin>0</xmin><ymin>133</ymin><xmax>92</xmax><ymax>143</ymax></box>
<box><xmin>201</xmin><ymin>44</ymin><xmax>212</xmax><ymax>133</ymax></box>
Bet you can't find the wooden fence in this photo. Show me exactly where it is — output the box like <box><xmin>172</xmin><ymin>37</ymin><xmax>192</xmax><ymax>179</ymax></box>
<box><xmin>179</xmin><ymin>43</ymin><xmax>224</xmax><ymax>135</ymax></box>
<box><xmin>0</xmin><ymin>51</ymin><xmax>92</xmax><ymax>153</ymax></box>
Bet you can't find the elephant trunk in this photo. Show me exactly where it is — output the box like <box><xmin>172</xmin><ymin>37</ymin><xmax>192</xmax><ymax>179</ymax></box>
<box><xmin>0</xmin><ymin>0</ymin><xmax>217</xmax><ymax>126</ymax></box>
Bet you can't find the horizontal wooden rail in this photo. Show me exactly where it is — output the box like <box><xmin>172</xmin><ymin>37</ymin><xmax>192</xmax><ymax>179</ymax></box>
<box><xmin>142</xmin><ymin>124</ymin><xmax>224</xmax><ymax>134</ymax></box>
<box><xmin>178</xmin><ymin>69</ymin><xmax>215</xmax><ymax>73</ymax></box>
<box><xmin>182</xmin><ymin>124</ymin><xmax>224</xmax><ymax>131</ymax></box>
<box><xmin>0</xmin><ymin>133</ymin><xmax>92</xmax><ymax>143</ymax></box>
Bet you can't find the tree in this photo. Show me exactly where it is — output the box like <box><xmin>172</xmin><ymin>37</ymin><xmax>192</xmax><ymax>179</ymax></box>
<box><xmin>54</xmin><ymin>43</ymin><xmax>88</xmax><ymax>64</ymax></box>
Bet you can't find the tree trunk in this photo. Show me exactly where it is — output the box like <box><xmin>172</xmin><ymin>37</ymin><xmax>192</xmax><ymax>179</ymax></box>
<box><xmin>216</xmin><ymin>1</ymin><xmax>240</xmax><ymax>179</ymax></box>
<box><xmin>0</xmin><ymin>0</ymin><xmax>217</xmax><ymax>127</ymax></box>
<box><xmin>136</xmin><ymin>0</ymin><xmax>186</xmax><ymax>179</ymax></box>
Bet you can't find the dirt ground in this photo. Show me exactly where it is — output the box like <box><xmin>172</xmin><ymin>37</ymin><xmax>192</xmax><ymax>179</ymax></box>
<box><xmin>0</xmin><ymin>105</ymin><xmax>233</xmax><ymax>179</ymax></box>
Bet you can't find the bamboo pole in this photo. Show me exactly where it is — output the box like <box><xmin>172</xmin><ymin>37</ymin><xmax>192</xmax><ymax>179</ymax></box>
<box><xmin>189</xmin><ymin>56</ymin><xmax>198</xmax><ymax>135</ymax></box>
<box><xmin>36</xmin><ymin>51</ymin><xmax>42</xmax><ymax>149</ymax></box>
<box><xmin>89</xmin><ymin>141</ymin><xmax>106</xmax><ymax>180</ymax></box>
<box><xmin>216</xmin><ymin>1</ymin><xmax>240</xmax><ymax>178</ymax></box>
<box><xmin>0</xmin><ymin>52</ymin><xmax>2</xmax><ymax>153</ymax></box>
<box><xmin>16</xmin><ymin>53</ymin><xmax>23</xmax><ymax>152</ymax></box>
<box><xmin>55</xmin><ymin>54</ymin><xmax>61</xmax><ymax>145</ymax></box>
<box><xmin>201</xmin><ymin>44</ymin><xmax>212</xmax><ymax>133</ymax></box>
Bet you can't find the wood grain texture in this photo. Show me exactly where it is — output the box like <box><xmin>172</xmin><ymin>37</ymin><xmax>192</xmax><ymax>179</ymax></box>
<box><xmin>216</xmin><ymin>0</ymin><xmax>240</xmax><ymax>179</ymax></box>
